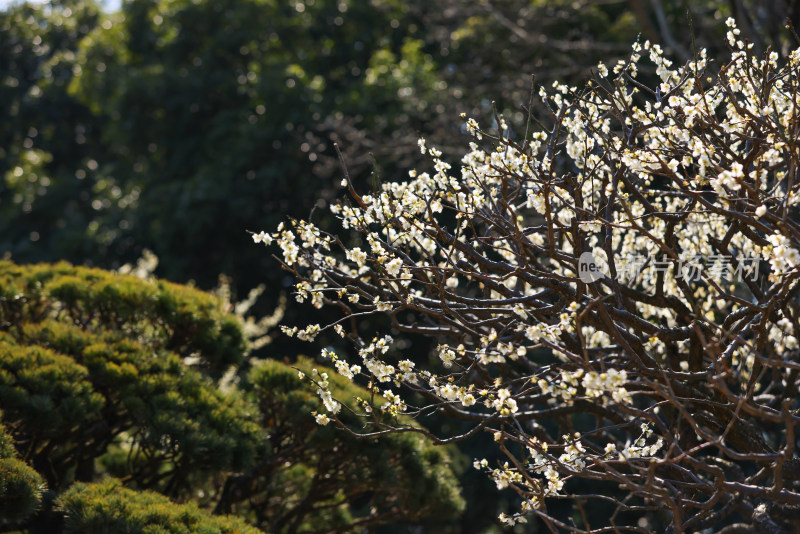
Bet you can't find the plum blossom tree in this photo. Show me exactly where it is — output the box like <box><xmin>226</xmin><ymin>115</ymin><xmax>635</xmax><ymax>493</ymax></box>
<box><xmin>257</xmin><ymin>21</ymin><xmax>800</xmax><ymax>533</ymax></box>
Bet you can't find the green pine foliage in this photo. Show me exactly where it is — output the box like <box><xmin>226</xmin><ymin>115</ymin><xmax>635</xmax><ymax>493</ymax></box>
<box><xmin>0</xmin><ymin>260</ymin><xmax>247</xmax><ymax>376</ymax></box>
<box><xmin>4</xmin><ymin>321</ymin><xmax>263</xmax><ymax>492</ymax></box>
<box><xmin>57</xmin><ymin>479</ymin><xmax>262</xmax><ymax>534</ymax></box>
<box><xmin>0</xmin><ymin>260</ymin><xmax>262</xmax><ymax>495</ymax></box>
<box><xmin>0</xmin><ymin>422</ymin><xmax>45</xmax><ymax>527</ymax></box>
<box><xmin>215</xmin><ymin>356</ymin><xmax>465</xmax><ymax>531</ymax></box>
<box><xmin>0</xmin><ymin>260</ymin><xmax>465</xmax><ymax>531</ymax></box>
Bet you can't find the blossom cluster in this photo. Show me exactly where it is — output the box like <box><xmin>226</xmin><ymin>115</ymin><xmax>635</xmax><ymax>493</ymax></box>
<box><xmin>256</xmin><ymin>21</ymin><xmax>800</xmax><ymax>531</ymax></box>
<box><xmin>538</xmin><ymin>367</ymin><xmax>630</xmax><ymax>405</ymax></box>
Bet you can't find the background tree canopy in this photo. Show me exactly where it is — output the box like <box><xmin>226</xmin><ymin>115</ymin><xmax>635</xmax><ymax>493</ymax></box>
<box><xmin>5</xmin><ymin>0</ymin><xmax>799</xmax><ymax>297</ymax></box>
<box><xmin>2</xmin><ymin>0</ymin><xmax>800</xmax><ymax>532</ymax></box>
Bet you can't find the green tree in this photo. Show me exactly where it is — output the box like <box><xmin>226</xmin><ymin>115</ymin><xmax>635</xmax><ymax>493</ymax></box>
<box><xmin>65</xmin><ymin>0</ymin><xmax>442</xmax><ymax>292</ymax></box>
<box><xmin>0</xmin><ymin>421</ymin><xmax>44</xmax><ymax>529</ymax></box>
<box><xmin>5</xmin><ymin>0</ymin><xmax>797</xmax><ymax>302</ymax></box>
<box><xmin>56</xmin><ymin>479</ymin><xmax>262</xmax><ymax>534</ymax></box>
<box><xmin>0</xmin><ymin>260</ymin><xmax>464</xmax><ymax>532</ymax></box>
<box><xmin>215</xmin><ymin>357</ymin><xmax>465</xmax><ymax>532</ymax></box>
<box><xmin>0</xmin><ymin>0</ymin><xmax>105</xmax><ymax>263</ymax></box>
<box><xmin>0</xmin><ymin>260</ymin><xmax>261</xmax><ymax>497</ymax></box>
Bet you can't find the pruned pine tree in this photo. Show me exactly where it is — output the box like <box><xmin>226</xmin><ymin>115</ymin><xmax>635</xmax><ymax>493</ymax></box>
<box><xmin>0</xmin><ymin>260</ymin><xmax>464</xmax><ymax>533</ymax></box>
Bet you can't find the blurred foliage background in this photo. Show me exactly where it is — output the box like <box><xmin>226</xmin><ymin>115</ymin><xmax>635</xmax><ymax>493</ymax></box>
<box><xmin>5</xmin><ymin>0</ymin><xmax>799</xmax><ymax>301</ymax></box>
<box><xmin>1</xmin><ymin>0</ymin><xmax>799</xmax><ymax>532</ymax></box>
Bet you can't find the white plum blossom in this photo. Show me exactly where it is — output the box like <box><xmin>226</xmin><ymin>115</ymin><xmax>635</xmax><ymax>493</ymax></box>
<box><xmin>335</xmin><ymin>360</ymin><xmax>360</xmax><ymax>380</ymax></box>
<box><xmin>385</xmin><ymin>257</ymin><xmax>404</xmax><ymax>277</ymax></box>
<box><xmin>256</xmin><ymin>26</ymin><xmax>800</xmax><ymax>531</ymax></box>
<box><xmin>346</xmin><ymin>247</ymin><xmax>367</xmax><ymax>266</ymax></box>
<box><xmin>438</xmin><ymin>345</ymin><xmax>457</xmax><ymax>368</ymax></box>
<box><xmin>365</xmin><ymin>359</ymin><xmax>395</xmax><ymax>382</ymax></box>
<box><xmin>314</xmin><ymin>413</ymin><xmax>330</xmax><ymax>426</ymax></box>
<box><xmin>251</xmin><ymin>230</ymin><xmax>272</xmax><ymax>245</ymax></box>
